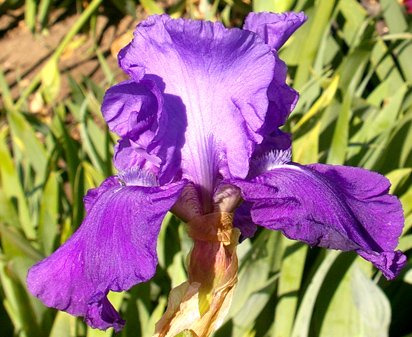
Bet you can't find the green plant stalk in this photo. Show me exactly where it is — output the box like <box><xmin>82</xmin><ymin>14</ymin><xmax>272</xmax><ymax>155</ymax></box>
<box><xmin>0</xmin><ymin>68</ymin><xmax>16</xmax><ymax>112</ymax></box>
<box><xmin>291</xmin><ymin>251</ymin><xmax>340</xmax><ymax>337</ymax></box>
<box><xmin>294</xmin><ymin>0</ymin><xmax>337</xmax><ymax>89</ymax></box>
<box><xmin>37</xmin><ymin>0</ymin><xmax>53</xmax><ymax>29</ymax></box>
<box><xmin>15</xmin><ymin>0</ymin><xmax>103</xmax><ymax>109</ymax></box>
<box><xmin>272</xmin><ymin>239</ymin><xmax>307</xmax><ymax>337</ymax></box>
<box><xmin>25</xmin><ymin>0</ymin><xmax>37</xmax><ymax>33</ymax></box>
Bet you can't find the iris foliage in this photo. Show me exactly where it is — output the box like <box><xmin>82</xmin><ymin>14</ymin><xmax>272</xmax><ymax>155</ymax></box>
<box><xmin>0</xmin><ymin>0</ymin><xmax>412</xmax><ymax>337</ymax></box>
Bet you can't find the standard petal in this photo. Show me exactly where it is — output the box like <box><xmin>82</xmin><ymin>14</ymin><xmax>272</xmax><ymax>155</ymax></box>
<box><xmin>119</xmin><ymin>15</ymin><xmax>275</xmax><ymax>191</ymax></box>
<box><xmin>233</xmin><ymin>164</ymin><xmax>406</xmax><ymax>279</ymax></box>
<box><xmin>243</xmin><ymin>12</ymin><xmax>303</xmax><ymax>133</ymax></box>
<box><xmin>101</xmin><ymin>79</ymin><xmax>162</xmax><ymax>138</ymax></box>
<box><xmin>27</xmin><ymin>177</ymin><xmax>186</xmax><ymax>330</ymax></box>
<box><xmin>261</xmin><ymin>54</ymin><xmax>298</xmax><ymax>133</ymax></box>
<box><xmin>243</xmin><ymin>12</ymin><xmax>307</xmax><ymax>50</ymax></box>
<box><xmin>249</xmin><ymin>56</ymin><xmax>296</xmax><ymax>162</ymax></box>
<box><xmin>102</xmin><ymin>79</ymin><xmax>184</xmax><ymax>182</ymax></box>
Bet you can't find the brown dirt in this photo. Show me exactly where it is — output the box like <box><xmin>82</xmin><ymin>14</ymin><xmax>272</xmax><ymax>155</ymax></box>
<box><xmin>0</xmin><ymin>7</ymin><xmax>139</xmax><ymax>110</ymax></box>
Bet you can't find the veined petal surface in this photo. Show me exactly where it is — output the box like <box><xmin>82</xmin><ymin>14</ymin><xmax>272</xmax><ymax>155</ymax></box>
<box><xmin>234</xmin><ymin>164</ymin><xmax>406</xmax><ymax>279</ymax></box>
<box><xmin>119</xmin><ymin>15</ymin><xmax>275</xmax><ymax>194</ymax></box>
<box><xmin>27</xmin><ymin>177</ymin><xmax>185</xmax><ymax>331</ymax></box>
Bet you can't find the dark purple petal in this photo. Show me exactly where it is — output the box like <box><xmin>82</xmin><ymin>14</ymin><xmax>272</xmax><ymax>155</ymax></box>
<box><xmin>243</xmin><ymin>12</ymin><xmax>307</xmax><ymax>51</ymax></box>
<box><xmin>243</xmin><ymin>13</ymin><xmax>303</xmax><ymax>136</ymax></box>
<box><xmin>113</xmin><ymin>136</ymin><xmax>162</xmax><ymax>175</ymax></box>
<box><xmin>253</xmin><ymin>130</ymin><xmax>292</xmax><ymax>160</ymax></box>
<box><xmin>102</xmin><ymin>79</ymin><xmax>184</xmax><ymax>182</ymax></box>
<box><xmin>83</xmin><ymin>176</ymin><xmax>118</xmax><ymax>213</ymax></box>
<box><xmin>86</xmin><ymin>295</ymin><xmax>125</xmax><ymax>332</ymax></box>
<box><xmin>233</xmin><ymin>201</ymin><xmax>257</xmax><ymax>239</ymax></box>
<box><xmin>250</xmin><ymin>57</ymin><xmax>296</xmax><ymax>161</ymax></box>
<box><xmin>243</xmin><ymin>13</ymin><xmax>302</xmax><ymax>149</ymax></box>
<box><xmin>27</xmin><ymin>177</ymin><xmax>185</xmax><ymax>330</ymax></box>
<box><xmin>119</xmin><ymin>15</ymin><xmax>275</xmax><ymax>190</ymax></box>
<box><xmin>260</xmin><ymin>54</ymin><xmax>298</xmax><ymax>132</ymax></box>
<box><xmin>101</xmin><ymin>79</ymin><xmax>162</xmax><ymax>138</ymax></box>
<box><xmin>233</xmin><ymin>164</ymin><xmax>406</xmax><ymax>279</ymax></box>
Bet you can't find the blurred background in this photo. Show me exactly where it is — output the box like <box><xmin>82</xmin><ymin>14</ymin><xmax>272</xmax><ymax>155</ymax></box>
<box><xmin>0</xmin><ymin>0</ymin><xmax>412</xmax><ymax>336</ymax></box>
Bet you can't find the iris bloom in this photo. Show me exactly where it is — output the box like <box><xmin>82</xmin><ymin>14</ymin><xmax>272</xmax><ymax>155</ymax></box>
<box><xmin>27</xmin><ymin>12</ymin><xmax>406</xmax><ymax>335</ymax></box>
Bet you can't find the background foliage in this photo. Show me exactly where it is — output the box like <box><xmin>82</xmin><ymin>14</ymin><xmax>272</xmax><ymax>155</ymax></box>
<box><xmin>0</xmin><ymin>0</ymin><xmax>412</xmax><ymax>336</ymax></box>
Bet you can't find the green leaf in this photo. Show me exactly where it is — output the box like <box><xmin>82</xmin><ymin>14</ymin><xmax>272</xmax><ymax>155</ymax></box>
<box><xmin>49</xmin><ymin>312</ymin><xmax>76</xmax><ymax>337</ymax></box>
<box><xmin>273</xmin><ymin>239</ymin><xmax>308</xmax><ymax>337</ymax></box>
<box><xmin>352</xmin><ymin>266</ymin><xmax>391</xmax><ymax>336</ymax></box>
<box><xmin>380</xmin><ymin>0</ymin><xmax>412</xmax><ymax>82</ymax></box>
<box><xmin>327</xmin><ymin>46</ymin><xmax>369</xmax><ymax>164</ymax></box>
<box><xmin>291</xmin><ymin>250</ymin><xmax>340</xmax><ymax>337</ymax></box>
<box><xmin>227</xmin><ymin>232</ymin><xmax>280</xmax><ymax>334</ymax></box>
<box><xmin>41</xmin><ymin>59</ymin><xmax>61</xmax><ymax>104</ymax></box>
<box><xmin>37</xmin><ymin>0</ymin><xmax>53</xmax><ymax>29</ymax></box>
<box><xmin>38</xmin><ymin>171</ymin><xmax>60</xmax><ymax>255</ymax></box>
<box><xmin>319</xmin><ymin>264</ymin><xmax>391</xmax><ymax>337</ymax></box>
<box><xmin>292</xmin><ymin>76</ymin><xmax>339</xmax><ymax>133</ymax></box>
<box><xmin>293</xmin><ymin>121</ymin><xmax>320</xmax><ymax>164</ymax></box>
<box><xmin>0</xmin><ymin>130</ymin><xmax>33</xmax><ymax>238</ymax></box>
<box><xmin>25</xmin><ymin>0</ymin><xmax>37</xmax><ymax>32</ymax></box>
<box><xmin>0</xmin><ymin>223</ymin><xmax>43</xmax><ymax>261</ymax></box>
<box><xmin>253</xmin><ymin>0</ymin><xmax>294</xmax><ymax>12</ymax></box>
<box><xmin>7</xmin><ymin>110</ymin><xmax>47</xmax><ymax>176</ymax></box>
<box><xmin>0</xmin><ymin>258</ymin><xmax>43</xmax><ymax>337</ymax></box>
<box><xmin>140</xmin><ymin>0</ymin><xmax>164</xmax><ymax>14</ymax></box>
<box><xmin>386</xmin><ymin>168</ymin><xmax>412</xmax><ymax>193</ymax></box>
<box><xmin>0</xmin><ymin>67</ymin><xmax>15</xmax><ymax>112</ymax></box>
<box><xmin>294</xmin><ymin>0</ymin><xmax>337</xmax><ymax>89</ymax></box>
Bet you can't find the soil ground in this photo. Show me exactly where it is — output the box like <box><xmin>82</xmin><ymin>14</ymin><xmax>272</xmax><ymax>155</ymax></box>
<box><xmin>1</xmin><ymin>6</ymin><xmax>140</xmax><ymax>110</ymax></box>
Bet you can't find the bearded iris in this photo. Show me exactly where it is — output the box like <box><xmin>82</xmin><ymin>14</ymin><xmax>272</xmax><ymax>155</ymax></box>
<box><xmin>27</xmin><ymin>12</ymin><xmax>406</xmax><ymax>334</ymax></box>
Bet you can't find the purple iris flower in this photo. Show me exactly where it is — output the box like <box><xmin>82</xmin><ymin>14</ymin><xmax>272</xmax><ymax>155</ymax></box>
<box><xmin>27</xmin><ymin>12</ymin><xmax>406</xmax><ymax>332</ymax></box>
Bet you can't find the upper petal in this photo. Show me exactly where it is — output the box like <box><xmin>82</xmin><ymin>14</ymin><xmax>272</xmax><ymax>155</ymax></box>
<box><xmin>243</xmin><ymin>12</ymin><xmax>307</xmax><ymax>50</ymax></box>
<box><xmin>243</xmin><ymin>13</ymin><xmax>304</xmax><ymax>153</ymax></box>
<box><xmin>262</xmin><ymin>54</ymin><xmax>298</xmax><ymax>131</ymax></box>
<box><xmin>102</xmin><ymin>79</ymin><xmax>184</xmax><ymax>183</ymax></box>
<box><xmin>101</xmin><ymin>79</ymin><xmax>162</xmax><ymax>138</ymax></box>
<box><xmin>233</xmin><ymin>164</ymin><xmax>406</xmax><ymax>279</ymax></box>
<box><xmin>253</xmin><ymin>54</ymin><xmax>297</xmax><ymax>156</ymax></box>
<box><xmin>118</xmin><ymin>15</ymin><xmax>275</xmax><ymax>192</ymax></box>
<box><xmin>27</xmin><ymin>177</ymin><xmax>185</xmax><ymax>331</ymax></box>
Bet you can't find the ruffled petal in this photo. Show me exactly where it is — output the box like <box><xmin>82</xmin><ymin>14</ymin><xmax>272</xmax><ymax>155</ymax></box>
<box><xmin>101</xmin><ymin>79</ymin><xmax>162</xmax><ymax>138</ymax></box>
<box><xmin>233</xmin><ymin>164</ymin><xmax>406</xmax><ymax>279</ymax></box>
<box><xmin>252</xmin><ymin>57</ymin><xmax>296</xmax><ymax>157</ymax></box>
<box><xmin>27</xmin><ymin>177</ymin><xmax>186</xmax><ymax>331</ymax></box>
<box><xmin>261</xmin><ymin>54</ymin><xmax>298</xmax><ymax>132</ymax></box>
<box><xmin>101</xmin><ymin>79</ymin><xmax>184</xmax><ymax>183</ymax></box>
<box><xmin>243</xmin><ymin>13</ymin><xmax>304</xmax><ymax>152</ymax></box>
<box><xmin>243</xmin><ymin>12</ymin><xmax>307</xmax><ymax>51</ymax></box>
<box><xmin>119</xmin><ymin>15</ymin><xmax>275</xmax><ymax>191</ymax></box>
